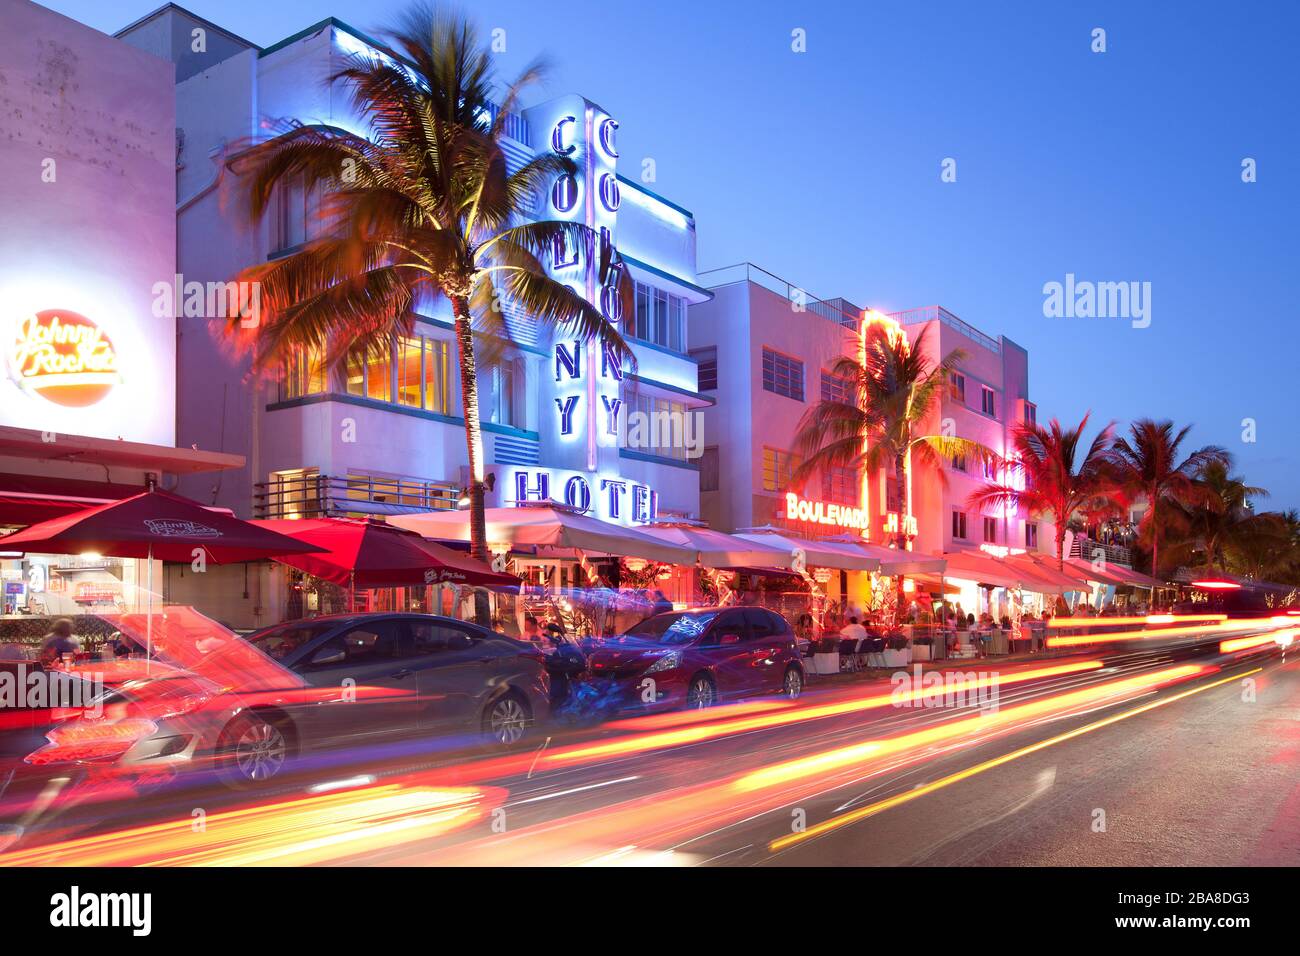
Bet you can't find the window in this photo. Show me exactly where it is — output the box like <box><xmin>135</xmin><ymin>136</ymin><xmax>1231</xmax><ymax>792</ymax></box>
<box><xmin>1025</xmin><ymin>523</ymin><xmax>1039</xmax><ymax>549</ymax></box>
<box><xmin>820</xmin><ymin>369</ymin><xmax>852</xmax><ymax>404</ymax></box>
<box><xmin>700</xmin><ymin>446</ymin><xmax>720</xmax><ymax>492</ymax></box>
<box><xmin>983</xmin><ymin>516</ymin><xmax>998</xmax><ymax>543</ymax></box>
<box><xmin>980</xmin><ymin>385</ymin><xmax>996</xmax><ymax>417</ymax></box>
<box><xmin>267</xmin><ymin>467</ymin><xmax>320</xmax><ymax>519</ymax></box>
<box><xmin>409</xmin><ymin>621</ymin><xmax>475</xmax><ymax>654</ymax></box>
<box><xmin>347</xmin><ymin>348</ymin><xmax>392</xmax><ymax>402</ymax></box>
<box><xmin>347</xmin><ymin>335</ymin><xmax>450</xmax><ymax>413</ymax></box>
<box><xmin>691</xmin><ymin>347</ymin><xmax>717</xmax><ymax>391</ymax></box>
<box><xmin>1024</xmin><ymin>402</ymin><xmax>1037</xmax><ymax>426</ymax></box>
<box><xmin>279</xmin><ymin>347</ymin><xmax>326</xmax><ymax>401</ymax></box>
<box><xmin>488</xmin><ymin>359</ymin><xmax>522</xmax><ymax>427</ymax></box>
<box><xmin>952</xmin><ymin>511</ymin><xmax>968</xmax><ymax>540</ymax></box>
<box><xmin>623</xmin><ymin>389</ymin><xmax>690</xmax><ymax>461</ymax></box>
<box><xmin>762</xmin><ymin>446</ymin><xmax>800</xmax><ymax>492</ymax></box>
<box><xmin>821</xmin><ymin>464</ymin><xmax>856</xmax><ymax>504</ymax></box>
<box><xmin>950</xmin><ymin>373</ymin><xmax>966</xmax><ymax>404</ymax></box>
<box><xmin>762</xmin><ymin>348</ymin><xmax>804</xmax><ymax>401</ymax></box>
<box><xmin>744</xmin><ymin>608</ymin><xmax>787</xmax><ymax>640</ymax></box>
<box><xmin>304</xmin><ymin>621</ymin><xmax>408</xmax><ymax>670</ymax></box>
<box><xmin>951</xmin><ymin>451</ymin><xmax>967</xmax><ymax>473</ymax></box>
<box><xmin>271</xmin><ymin>175</ymin><xmax>326</xmax><ymax>253</ymax></box>
<box><xmin>631</xmin><ymin>281</ymin><xmax>686</xmax><ymax>353</ymax></box>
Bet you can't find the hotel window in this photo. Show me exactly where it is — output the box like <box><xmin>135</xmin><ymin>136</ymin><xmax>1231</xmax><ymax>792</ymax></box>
<box><xmin>700</xmin><ymin>446</ymin><xmax>720</xmax><ymax>492</ymax></box>
<box><xmin>1025</xmin><ymin>522</ymin><xmax>1039</xmax><ymax>549</ymax></box>
<box><xmin>624</xmin><ymin>390</ymin><xmax>690</xmax><ymax>461</ymax></box>
<box><xmin>980</xmin><ymin>385</ymin><xmax>996</xmax><ymax>417</ymax></box>
<box><xmin>279</xmin><ymin>347</ymin><xmax>326</xmax><ymax>401</ymax></box>
<box><xmin>631</xmin><ymin>282</ymin><xmax>686</xmax><ymax>353</ymax></box>
<box><xmin>762</xmin><ymin>348</ymin><xmax>804</xmax><ymax>401</ymax></box>
<box><xmin>488</xmin><ymin>359</ymin><xmax>523</xmax><ymax>427</ymax></box>
<box><xmin>951</xmin><ymin>451</ymin><xmax>967</xmax><ymax>473</ymax></box>
<box><xmin>822</xmin><ymin>464</ymin><xmax>856</xmax><ymax>504</ymax></box>
<box><xmin>1024</xmin><ymin>402</ymin><xmax>1037</xmax><ymax>426</ymax></box>
<box><xmin>983</xmin><ymin>516</ymin><xmax>998</xmax><ymax>543</ymax></box>
<box><xmin>820</xmin><ymin>369</ymin><xmax>852</xmax><ymax>404</ymax></box>
<box><xmin>348</xmin><ymin>335</ymin><xmax>449</xmax><ymax>413</ymax></box>
<box><xmin>691</xmin><ymin>347</ymin><xmax>717</xmax><ymax>391</ymax></box>
<box><xmin>950</xmin><ymin>373</ymin><xmax>966</xmax><ymax>404</ymax></box>
<box><xmin>271</xmin><ymin>175</ymin><xmax>325</xmax><ymax>253</ymax></box>
<box><xmin>267</xmin><ymin>468</ymin><xmax>320</xmax><ymax>519</ymax></box>
<box><xmin>952</xmin><ymin>510</ymin><xmax>968</xmax><ymax>540</ymax></box>
<box><xmin>762</xmin><ymin>447</ymin><xmax>800</xmax><ymax>493</ymax></box>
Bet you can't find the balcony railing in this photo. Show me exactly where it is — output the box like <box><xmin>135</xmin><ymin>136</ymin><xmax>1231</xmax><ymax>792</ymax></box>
<box><xmin>889</xmin><ymin>305</ymin><xmax>1001</xmax><ymax>355</ymax></box>
<box><xmin>254</xmin><ymin>473</ymin><xmax>459</xmax><ymax>520</ymax></box>
<box><xmin>698</xmin><ymin>263</ymin><xmax>859</xmax><ymax>330</ymax></box>
<box><xmin>1069</xmin><ymin>536</ymin><xmax>1133</xmax><ymax>569</ymax></box>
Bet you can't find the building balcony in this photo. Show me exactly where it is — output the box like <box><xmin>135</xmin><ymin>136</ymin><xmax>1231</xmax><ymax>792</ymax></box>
<box><xmin>255</xmin><ymin>472</ymin><xmax>459</xmax><ymax>520</ymax></box>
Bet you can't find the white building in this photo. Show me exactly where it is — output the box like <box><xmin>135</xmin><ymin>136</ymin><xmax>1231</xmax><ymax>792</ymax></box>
<box><xmin>112</xmin><ymin>4</ymin><xmax>712</xmax><ymax>624</ymax></box>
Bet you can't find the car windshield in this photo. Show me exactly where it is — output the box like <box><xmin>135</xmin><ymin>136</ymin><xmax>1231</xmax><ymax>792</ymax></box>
<box><xmin>246</xmin><ymin>622</ymin><xmax>336</xmax><ymax>661</ymax></box>
<box><xmin>619</xmin><ymin>611</ymin><xmax>717</xmax><ymax>645</ymax></box>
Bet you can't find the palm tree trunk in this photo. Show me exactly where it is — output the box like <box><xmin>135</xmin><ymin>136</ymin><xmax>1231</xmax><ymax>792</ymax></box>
<box><xmin>452</xmin><ymin>295</ymin><xmax>490</xmax><ymax>625</ymax></box>
<box><xmin>1149</xmin><ymin>488</ymin><xmax>1160</xmax><ymax>580</ymax></box>
<box><xmin>894</xmin><ymin>455</ymin><xmax>908</xmax><ymax>622</ymax></box>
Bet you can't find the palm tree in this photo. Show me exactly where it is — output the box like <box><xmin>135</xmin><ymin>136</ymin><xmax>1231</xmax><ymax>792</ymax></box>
<box><xmin>968</xmin><ymin>413</ymin><xmax>1117</xmax><ymax>570</ymax></box>
<box><xmin>1166</xmin><ymin>458</ymin><xmax>1269</xmax><ymax>573</ymax></box>
<box><xmin>1106</xmin><ymin>419</ymin><xmax>1227</xmax><ymax>578</ymax></box>
<box><xmin>226</xmin><ymin>5</ymin><xmax>633</xmax><ymax>579</ymax></box>
<box><xmin>792</xmin><ymin>323</ymin><xmax>989</xmax><ymax>612</ymax></box>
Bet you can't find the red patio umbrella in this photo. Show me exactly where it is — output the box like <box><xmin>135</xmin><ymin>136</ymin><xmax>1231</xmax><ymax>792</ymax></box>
<box><xmin>1</xmin><ymin>490</ymin><xmax>326</xmax><ymax>667</ymax></box>
<box><xmin>251</xmin><ymin>517</ymin><xmax>518</xmax><ymax>596</ymax></box>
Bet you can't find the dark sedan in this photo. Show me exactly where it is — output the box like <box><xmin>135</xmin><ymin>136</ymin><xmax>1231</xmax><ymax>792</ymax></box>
<box><xmin>583</xmin><ymin>607</ymin><xmax>805</xmax><ymax>713</ymax></box>
<box><xmin>239</xmin><ymin>613</ymin><xmax>551</xmax><ymax>764</ymax></box>
<box><xmin>7</xmin><ymin>611</ymin><xmax>549</xmax><ymax>794</ymax></box>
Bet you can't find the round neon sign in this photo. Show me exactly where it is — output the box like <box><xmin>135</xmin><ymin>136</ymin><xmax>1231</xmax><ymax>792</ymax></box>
<box><xmin>9</xmin><ymin>309</ymin><xmax>121</xmax><ymax>407</ymax></box>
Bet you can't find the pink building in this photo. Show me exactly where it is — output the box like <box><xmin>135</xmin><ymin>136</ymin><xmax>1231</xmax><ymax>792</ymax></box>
<box><xmin>890</xmin><ymin>306</ymin><xmax>1056</xmax><ymax>562</ymax></box>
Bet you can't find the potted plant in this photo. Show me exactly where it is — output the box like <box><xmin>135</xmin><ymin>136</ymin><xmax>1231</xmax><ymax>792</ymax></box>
<box><xmin>812</xmin><ymin>635</ymin><xmax>840</xmax><ymax>676</ymax></box>
<box><xmin>881</xmin><ymin>631</ymin><xmax>912</xmax><ymax>668</ymax></box>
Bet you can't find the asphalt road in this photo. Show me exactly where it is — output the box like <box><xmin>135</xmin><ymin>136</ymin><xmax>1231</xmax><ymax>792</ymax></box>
<box><xmin>5</xmin><ymin>636</ymin><xmax>1295</xmax><ymax>867</ymax></box>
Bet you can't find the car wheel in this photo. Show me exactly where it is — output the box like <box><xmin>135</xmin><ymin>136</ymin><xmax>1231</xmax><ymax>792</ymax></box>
<box><xmin>783</xmin><ymin>666</ymin><xmax>804</xmax><ymax>700</ymax></box>
<box><xmin>218</xmin><ymin>712</ymin><xmax>291</xmax><ymax>789</ymax></box>
<box><xmin>686</xmin><ymin>674</ymin><xmax>716</xmax><ymax>709</ymax></box>
<box><xmin>483</xmin><ymin>693</ymin><xmax>531</xmax><ymax>747</ymax></box>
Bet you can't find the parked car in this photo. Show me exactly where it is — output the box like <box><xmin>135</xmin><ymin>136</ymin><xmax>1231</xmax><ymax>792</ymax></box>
<box><xmin>583</xmin><ymin>607</ymin><xmax>805</xmax><ymax>713</ymax></box>
<box><xmin>7</xmin><ymin>609</ymin><xmax>550</xmax><ymax>793</ymax></box>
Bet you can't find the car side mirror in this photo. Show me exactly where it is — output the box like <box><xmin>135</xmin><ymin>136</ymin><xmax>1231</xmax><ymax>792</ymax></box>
<box><xmin>718</xmin><ymin>632</ymin><xmax>742</xmax><ymax>645</ymax></box>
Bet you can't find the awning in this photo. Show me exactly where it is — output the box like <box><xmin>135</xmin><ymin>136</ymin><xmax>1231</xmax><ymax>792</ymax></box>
<box><xmin>638</xmin><ymin>525</ymin><xmax>793</xmax><ymax>570</ymax></box>
<box><xmin>390</xmin><ymin>505</ymin><xmax>697</xmax><ymax>565</ymax></box>
<box><xmin>0</xmin><ymin>424</ymin><xmax>243</xmax><ymax>475</ymax></box>
<box><xmin>852</xmin><ymin>541</ymin><xmax>946</xmax><ymax>576</ymax></box>
<box><xmin>1102</xmin><ymin>564</ymin><xmax>1164</xmax><ymax>589</ymax></box>
<box><xmin>732</xmin><ymin>528</ymin><xmax>881</xmax><ymax>572</ymax></box>
<box><xmin>1004</xmin><ymin>553</ymin><xmax>1091</xmax><ymax>592</ymax></box>
<box><xmin>941</xmin><ymin>550</ymin><xmax>1067</xmax><ymax>595</ymax></box>
<box><xmin>1062</xmin><ymin>557</ymin><xmax>1130</xmax><ymax>588</ymax></box>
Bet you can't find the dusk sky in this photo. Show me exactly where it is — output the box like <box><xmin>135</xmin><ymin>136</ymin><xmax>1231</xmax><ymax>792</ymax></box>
<box><xmin>46</xmin><ymin>0</ymin><xmax>1300</xmax><ymax>508</ymax></box>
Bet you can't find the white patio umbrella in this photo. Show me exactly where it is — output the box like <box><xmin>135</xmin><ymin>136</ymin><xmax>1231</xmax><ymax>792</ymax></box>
<box><xmin>639</xmin><ymin>525</ymin><xmax>795</xmax><ymax>570</ymax></box>
<box><xmin>731</xmin><ymin>527</ymin><xmax>882</xmax><ymax>572</ymax></box>
<box><xmin>390</xmin><ymin>505</ymin><xmax>696</xmax><ymax>565</ymax></box>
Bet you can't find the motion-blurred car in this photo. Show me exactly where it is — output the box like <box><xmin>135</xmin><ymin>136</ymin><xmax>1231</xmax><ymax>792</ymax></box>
<box><xmin>5</xmin><ymin>609</ymin><xmax>549</xmax><ymax>792</ymax></box>
<box><xmin>583</xmin><ymin>607</ymin><xmax>804</xmax><ymax>712</ymax></box>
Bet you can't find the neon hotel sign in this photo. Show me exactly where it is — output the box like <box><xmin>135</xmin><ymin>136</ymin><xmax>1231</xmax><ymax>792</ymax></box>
<box><xmin>502</xmin><ymin>108</ymin><xmax>658</xmax><ymax>526</ymax></box>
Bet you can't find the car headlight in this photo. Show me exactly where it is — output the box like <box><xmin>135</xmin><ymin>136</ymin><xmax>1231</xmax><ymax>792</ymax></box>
<box><xmin>644</xmin><ymin>651</ymin><xmax>681</xmax><ymax>674</ymax></box>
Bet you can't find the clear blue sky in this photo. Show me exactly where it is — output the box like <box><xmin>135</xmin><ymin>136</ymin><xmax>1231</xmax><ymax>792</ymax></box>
<box><xmin>46</xmin><ymin>0</ymin><xmax>1300</xmax><ymax>508</ymax></box>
